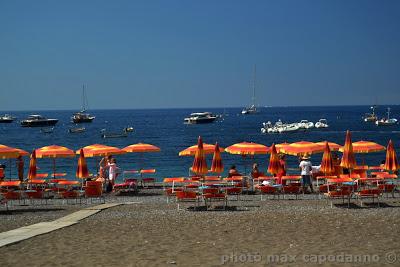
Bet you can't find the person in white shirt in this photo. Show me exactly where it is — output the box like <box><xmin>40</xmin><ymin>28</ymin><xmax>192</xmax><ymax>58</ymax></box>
<box><xmin>299</xmin><ymin>154</ymin><xmax>314</xmax><ymax>193</ymax></box>
<box><xmin>106</xmin><ymin>158</ymin><xmax>119</xmax><ymax>192</ymax></box>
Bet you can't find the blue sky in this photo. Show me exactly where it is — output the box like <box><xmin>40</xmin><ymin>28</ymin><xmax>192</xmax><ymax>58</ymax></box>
<box><xmin>0</xmin><ymin>0</ymin><xmax>399</xmax><ymax>110</ymax></box>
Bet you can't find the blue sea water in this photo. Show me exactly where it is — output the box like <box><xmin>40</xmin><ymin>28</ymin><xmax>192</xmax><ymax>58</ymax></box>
<box><xmin>0</xmin><ymin>106</ymin><xmax>399</xmax><ymax>182</ymax></box>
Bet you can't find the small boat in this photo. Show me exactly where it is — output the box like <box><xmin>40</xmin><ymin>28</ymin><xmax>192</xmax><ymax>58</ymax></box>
<box><xmin>101</xmin><ymin>132</ymin><xmax>128</xmax><ymax>138</ymax></box>
<box><xmin>40</xmin><ymin>127</ymin><xmax>54</xmax><ymax>133</ymax></box>
<box><xmin>124</xmin><ymin>127</ymin><xmax>134</xmax><ymax>132</ymax></box>
<box><xmin>21</xmin><ymin>115</ymin><xmax>58</xmax><ymax>127</ymax></box>
<box><xmin>0</xmin><ymin>114</ymin><xmax>15</xmax><ymax>123</ymax></box>
<box><xmin>376</xmin><ymin>108</ymin><xmax>398</xmax><ymax>126</ymax></box>
<box><xmin>297</xmin><ymin>120</ymin><xmax>314</xmax><ymax>130</ymax></box>
<box><xmin>242</xmin><ymin>65</ymin><xmax>259</xmax><ymax>115</ymax></box>
<box><xmin>184</xmin><ymin>112</ymin><xmax>217</xmax><ymax>124</ymax></box>
<box><xmin>69</xmin><ymin>127</ymin><xmax>86</xmax><ymax>133</ymax></box>
<box><xmin>315</xmin><ymin>119</ymin><xmax>329</xmax><ymax>128</ymax></box>
<box><xmin>71</xmin><ymin>85</ymin><xmax>95</xmax><ymax>123</ymax></box>
<box><xmin>364</xmin><ymin>106</ymin><xmax>378</xmax><ymax>122</ymax></box>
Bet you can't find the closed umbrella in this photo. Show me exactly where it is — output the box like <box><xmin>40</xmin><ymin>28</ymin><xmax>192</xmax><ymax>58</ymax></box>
<box><xmin>320</xmin><ymin>142</ymin><xmax>335</xmax><ymax>175</ymax></box>
<box><xmin>210</xmin><ymin>142</ymin><xmax>224</xmax><ymax>174</ymax></box>
<box><xmin>28</xmin><ymin>150</ymin><xmax>37</xmax><ymax>180</ymax></box>
<box><xmin>191</xmin><ymin>136</ymin><xmax>208</xmax><ymax>175</ymax></box>
<box><xmin>267</xmin><ymin>144</ymin><xmax>282</xmax><ymax>176</ymax></box>
<box><xmin>76</xmin><ymin>149</ymin><xmax>89</xmax><ymax>179</ymax></box>
<box><xmin>340</xmin><ymin>131</ymin><xmax>356</xmax><ymax>170</ymax></box>
<box><xmin>384</xmin><ymin>140</ymin><xmax>399</xmax><ymax>173</ymax></box>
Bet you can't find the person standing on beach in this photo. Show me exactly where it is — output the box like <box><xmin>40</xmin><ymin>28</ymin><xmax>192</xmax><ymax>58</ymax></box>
<box><xmin>299</xmin><ymin>154</ymin><xmax>313</xmax><ymax>193</ymax></box>
<box><xmin>106</xmin><ymin>158</ymin><xmax>119</xmax><ymax>192</ymax></box>
<box><xmin>277</xmin><ymin>154</ymin><xmax>287</xmax><ymax>185</ymax></box>
<box><xmin>17</xmin><ymin>155</ymin><xmax>24</xmax><ymax>182</ymax></box>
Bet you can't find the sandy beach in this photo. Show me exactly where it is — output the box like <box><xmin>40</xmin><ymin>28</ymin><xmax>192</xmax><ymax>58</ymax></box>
<box><xmin>1</xmin><ymin>191</ymin><xmax>400</xmax><ymax>267</ymax></box>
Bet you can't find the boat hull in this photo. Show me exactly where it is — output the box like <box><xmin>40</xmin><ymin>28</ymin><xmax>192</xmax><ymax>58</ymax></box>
<box><xmin>72</xmin><ymin>117</ymin><xmax>95</xmax><ymax>123</ymax></box>
<box><xmin>185</xmin><ymin>118</ymin><xmax>217</xmax><ymax>124</ymax></box>
<box><xmin>0</xmin><ymin>119</ymin><xmax>14</xmax><ymax>123</ymax></box>
<box><xmin>21</xmin><ymin>119</ymin><xmax>58</xmax><ymax>127</ymax></box>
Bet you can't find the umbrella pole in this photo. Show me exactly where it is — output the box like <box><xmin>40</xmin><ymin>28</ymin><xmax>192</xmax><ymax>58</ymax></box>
<box><xmin>9</xmin><ymin>158</ymin><xmax>12</xmax><ymax>180</ymax></box>
<box><xmin>53</xmin><ymin>158</ymin><xmax>56</xmax><ymax>179</ymax></box>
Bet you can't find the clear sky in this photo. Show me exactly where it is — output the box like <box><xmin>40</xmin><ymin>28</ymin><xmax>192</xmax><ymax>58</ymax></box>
<box><xmin>1</xmin><ymin>0</ymin><xmax>399</xmax><ymax>110</ymax></box>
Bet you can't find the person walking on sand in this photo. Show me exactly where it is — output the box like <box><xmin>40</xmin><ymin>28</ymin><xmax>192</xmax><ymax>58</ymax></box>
<box><xmin>299</xmin><ymin>154</ymin><xmax>313</xmax><ymax>193</ymax></box>
<box><xmin>16</xmin><ymin>155</ymin><xmax>24</xmax><ymax>182</ymax></box>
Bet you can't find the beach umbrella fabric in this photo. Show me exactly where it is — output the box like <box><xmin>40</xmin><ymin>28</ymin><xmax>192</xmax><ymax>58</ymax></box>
<box><xmin>316</xmin><ymin>142</ymin><xmax>342</xmax><ymax>152</ymax></box>
<box><xmin>77</xmin><ymin>144</ymin><xmax>126</xmax><ymax>157</ymax></box>
<box><xmin>384</xmin><ymin>140</ymin><xmax>399</xmax><ymax>172</ymax></box>
<box><xmin>280</xmin><ymin>141</ymin><xmax>324</xmax><ymax>156</ymax></box>
<box><xmin>0</xmin><ymin>144</ymin><xmax>29</xmax><ymax>159</ymax></box>
<box><xmin>76</xmin><ymin>149</ymin><xmax>89</xmax><ymax>179</ymax></box>
<box><xmin>122</xmin><ymin>143</ymin><xmax>161</xmax><ymax>153</ymax></box>
<box><xmin>28</xmin><ymin>150</ymin><xmax>37</xmax><ymax>180</ymax></box>
<box><xmin>225</xmin><ymin>142</ymin><xmax>269</xmax><ymax>155</ymax></box>
<box><xmin>275</xmin><ymin>142</ymin><xmax>290</xmax><ymax>153</ymax></box>
<box><xmin>340</xmin><ymin>131</ymin><xmax>356</xmax><ymax>169</ymax></box>
<box><xmin>35</xmin><ymin>145</ymin><xmax>75</xmax><ymax>178</ymax></box>
<box><xmin>267</xmin><ymin>144</ymin><xmax>282</xmax><ymax>175</ymax></box>
<box><xmin>320</xmin><ymin>142</ymin><xmax>335</xmax><ymax>175</ymax></box>
<box><xmin>210</xmin><ymin>142</ymin><xmax>224</xmax><ymax>173</ymax></box>
<box><xmin>191</xmin><ymin>136</ymin><xmax>208</xmax><ymax>175</ymax></box>
<box><xmin>179</xmin><ymin>143</ymin><xmax>224</xmax><ymax>156</ymax></box>
<box><xmin>341</xmin><ymin>141</ymin><xmax>385</xmax><ymax>154</ymax></box>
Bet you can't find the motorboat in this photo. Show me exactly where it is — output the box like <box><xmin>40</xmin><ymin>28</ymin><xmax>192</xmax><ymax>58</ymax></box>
<box><xmin>261</xmin><ymin>120</ymin><xmax>300</xmax><ymax>134</ymax></box>
<box><xmin>184</xmin><ymin>112</ymin><xmax>217</xmax><ymax>124</ymax></box>
<box><xmin>315</xmin><ymin>119</ymin><xmax>329</xmax><ymax>128</ymax></box>
<box><xmin>69</xmin><ymin>126</ymin><xmax>86</xmax><ymax>133</ymax></box>
<box><xmin>124</xmin><ymin>127</ymin><xmax>134</xmax><ymax>132</ymax></box>
<box><xmin>242</xmin><ymin>105</ymin><xmax>258</xmax><ymax>115</ymax></box>
<box><xmin>297</xmin><ymin>120</ymin><xmax>314</xmax><ymax>130</ymax></box>
<box><xmin>0</xmin><ymin>114</ymin><xmax>15</xmax><ymax>123</ymax></box>
<box><xmin>376</xmin><ymin>108</ymin><xmax>398</xmax><ymax>126</ymax></box>
<box><xmin>363</xmin><ymin>106</ymin><xmax>378</xmax><ymax>122</ymax></box>
<box><xmin>71</xmin><ymin>85</ymin><xmax>95</xmax><ymax>123</ymax></box>
<box><xmin>21</xmin><ymin>115</ymin><xmax>58</xmax><ymax>127</ymax></box>
<box><xmin>101</xmin><ymin>131</ymin><xmax>128</xmax><ymax>138</ymax></box>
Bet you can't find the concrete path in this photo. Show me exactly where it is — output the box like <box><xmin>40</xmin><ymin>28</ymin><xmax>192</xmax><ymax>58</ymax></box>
<box><xmin>0</xmin><ymin>202</ymin><xmax>138</xmax><ymax>248</ymax></box>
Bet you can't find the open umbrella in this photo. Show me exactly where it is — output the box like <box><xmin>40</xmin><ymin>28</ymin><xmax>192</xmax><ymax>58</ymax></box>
<box><xmin>0</xmin><ymin>144</ymin><xmax>29</xmax><ymax>178</ymax></box>
<box><xmin>339</xmin><ymin>140</ymin><xmax>385</xmax><ymax>154</ymax></box>
<box><xmin>316</xmin><ymin>141</ymin><xmax>342</xmax><ymax>152</ymax></box>
<box><xmin>384</xmin><ymin>140</ymin><xmax>399</xmax><ymax>173</ymax></box>
<box><xmin>28</xmin><ymin>150</ymin><xmax>37</xmax><ymax>180</ymax></box>
<box><xmin>275</xmin><ymin>142</ymin><xmax>290</xmax><ymax>153</ymax></box>
<box><xmin>210</xmin><ymin>142</ymin><xmax>224</xmax><ymax>174</ymax></box>
<box><xmin>340</xmin><ymin>131</ymin><xmax>356</xmax><ymax>170</ymax></box>
<box><xmin>35</xmin><ymin>145</ymin><xmax>75</xmax><ymax>179</ymax></box>
<box><xmin>320</xmin><ymin>142</ymin><xmax>335</xmax><ymax>175</ymax></box>
<box><xmin>267</xmin><ymin>144</ymin><xmax>282</xmax><ymax>176</ymax></box>
<box><xmin>76</xmin><ymin>149</ymin><xmax>89</xmax><ymax>179</ymax></box>
<box><xmin>179</xmin><ymin>143</ymin><xmax>224</xmax><ymax>156</ymax></box>
<box><xmin>280</xmin><ymin>141</ymin><xmax>324</xmax><ymax>156</ymax></box>
<box><xmin>191</xmin><ymin>136</ymin><xmax>208</xmax><ymax>175</ymax></box>
<box><xmin>77</xmin><ymin>144</ymin><xmax>126</xmax><ymax>157</ymax></box>
<box><xmin>123</xmin><ymin>143</ymin><xmax>161</xmax><ymax>153</ymax></box>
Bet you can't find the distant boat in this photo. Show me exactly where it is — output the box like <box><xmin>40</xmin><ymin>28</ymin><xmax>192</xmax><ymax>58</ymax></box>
<box><xmin>0</xmin><ymin>114</ymin><xmax>15</xmax><ymax>123</ymax></box>
<box><xmin>21</xmin><ymin>115</ymin><xmax>58</xmax><ymax>127</ymax></box>
<box><xmin>242</xmin><ymin>65</ymin><xmax>259</xmax><ymax>115</ymax></box>
<box><xmin>376</xmin><ymin>108</ymin><xmax>398</xmax><ymax>126</ymax></box>
<box><xmin>363</xmin><ymin>105</ymin><xmax>378</xmax><ymax>122</ymax></box>
<box><xmin>40</xmin><ymin>127</ymin><xmax>54</xmax><ymax>134</ymax></box>
<box><xmin>184</xmin><ymin>112</ymin><xmax>217</xmax><ymax>124</ymax></box>
<box><xmin>69</xmin><ymin>126</ymin><xmax>86</xmax><ymax>133</ymax></box>
<box><xmin>71</xmin><ymin>85</ymin><xmax>95</xmax><ymax>123</ymax></box>
<box><xmin>101</xmin><ymin>132</ymin><xmax>128</xmax><ymax>138</ymax></box>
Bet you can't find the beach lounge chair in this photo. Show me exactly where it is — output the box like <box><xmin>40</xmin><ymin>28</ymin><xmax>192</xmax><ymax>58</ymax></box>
<box><xmin>224</xmin><ymin>187</ymin><xmax>242</xmax><ymax>201</ymax></box>
<box><xmin>258</xmin><ymin>185</ymin><xmax>280</xmax><ymax>200</ymax></box>
<box><xmin>163</xmin><ymin>177</ymin><xmax>185</xmax><ymax>203</ymax></box>
<box><xmin>84</xmin><ymin>181</ymin><xmax>105</xmax><ymax>204</ymax></box>
<box><xmin>113</xmin><ymin>178</ymin><xmax>138</xmax><ymax>194</ymax></box>
<box><xmin>282</xmin><ymin>184</ymin><xmax>302</xmax><ymax>199</ymax></box>
<box><xmin>378</xmin><ymin>183</ymin><xmax>396</xmax><ymax>198</ymax></box>
<box><xmin>324</xmin><ymin>178</ymin><xmax>353</xmax><ymax>208</ymax></box>
<box><xmin>140</xmin><ymin>169</ymin><xmax>156</xmax><ymax>188</ymax></box>
<box><xmin>176</xmin><ymin>191</ymin><xmax>200</xmax><ymax>210</ymax></box>
<box><xmin>355</xmin><ymin>188</ymin><xmax>383</xmax><ymax>207</ymax></box>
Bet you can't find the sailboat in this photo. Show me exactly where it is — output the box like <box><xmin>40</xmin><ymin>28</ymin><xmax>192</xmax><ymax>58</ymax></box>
<box><xmin>71</xmin><ymin>85</ymin><xmax>95</xmax><ymax>123</ymax></box>
<box><xmin>241</xmin><ymin>65</ymin><xmax>259</xmax><ymax>115</ymax></box>
<box><xmin>376</xmin><ymin>107</ymin><xmax>398</xmax><ymax>126</ymax></box>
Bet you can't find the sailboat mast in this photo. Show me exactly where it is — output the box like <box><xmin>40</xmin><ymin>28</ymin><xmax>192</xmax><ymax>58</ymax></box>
<box><xmin>82</xmin><ymin>84</ymin><xmax>86</xmax><ymax>112</ymax></box>
<box><xmin>252</xmin><ymin>64</ymin><xmax>256</xmax><ymax>106</ymax></box>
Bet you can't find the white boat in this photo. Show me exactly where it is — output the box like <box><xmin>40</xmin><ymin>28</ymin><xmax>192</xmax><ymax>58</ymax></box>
<box><xmin>315</xmin><ymin>119</ymin><xmax>329</xmax><ymax>128</ymax></box>
<box><xmin>364</xmin><ymin>106</ymin><xmax>378</xmax><ymax>122</ymax></box>
<box><xmin>71</xmin><ymin>85</ymin><xmax>95</xmax><ymax>123</ymax></box>
<box><xmin>298</xmin><ymin>120</ymin><xmax>314</xmax><ymax>129</ymax></box>
<box><xmin>261</xmin><ymin>120</ymin><xmax>300</xmax><ymax>134</ymax></box>
<box><xmin>376</xmin><ymin>108</ymin><xmax>398</xmax><ymax>126</ymax></box>
<box><xmin>184</xmin><ymin>112</ymin><xmax>217</xmax><ymax>124</ymax></box>
<box><xmin>0</xmin><ymin>114</ymin><xmax>15</xmax><ymax>123</ymax></box>
<box><xmin>242</xmin><ymin>65</ymin><xmax>259</xmax><ymax>115</ymax></box>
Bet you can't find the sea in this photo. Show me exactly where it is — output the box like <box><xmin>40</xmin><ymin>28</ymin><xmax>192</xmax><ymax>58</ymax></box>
<box><xmin>0</xmin><ymin>106</ymin><xmax>399</xmax><ymax>182</ymax></box>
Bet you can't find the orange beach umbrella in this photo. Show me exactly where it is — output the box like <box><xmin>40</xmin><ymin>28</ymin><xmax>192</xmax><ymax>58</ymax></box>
<box><xmin>320</xmin><ymin>142</ymin><xmax>335</xmax><ymax>175</ymax></box>
<box><xmin>28</xmin><ymin>150</ymin><xmax>37</xmax><ymax>180</ymax></box>
<box><xmin>275</xmin><ymin>142</ymin><xmax>290</xmax><ymax>153</ymax></box>
<box><xmin>225</xmin><ymin>142</ymin><xmax>269</xmax><ymax>155</ymax></box>
<box><xmin>267</xmin><ymin>144</ymin><xmax>282</xmax><ymax>176</ymax></box>
<box><xmin>280</xmin><ymin>141</ymin><xmax>324</xmax><ymax>156</ymax></box>
<box><xmin>210</xmin><ymin>142</ymin><xmax>224</xmax><ymax>173</ymax></box>
<box><xmin>77</xmin><ymin>144</ymin><xmax>126</xmax><ymax>157</ymax></box>
<box><xmin>341</xmin><ymin>140</ymin><xmax>385</xmax><ymax>154</ymax></box>
<box><xmin>384</xmin><ymin>140</ymin><xmax>399</xmax><ymax>172</ymax></box>
<box><xmin>191</xmin><ymin>136</ymin><xmax>208</xmax><ymax>175</ymax></box>
<box><xmin>340</xmin><ymin>131</ymin><xmax>356</xmax><ymax>169</ymax></box>
<box><xmin>179</xmin><ymin>143</ymin><xmax>224</xmax><ymax>156</ymax></box>
<box><xmin>35</xmin><ymin>145</ymin><xmax>75</xmax><ymax>178</ymax></box>
<box><xmin>0</xmin><ymin>144</ymin><xmax>29</xmax><ymax>159</ymax></box>
<box><xmin>122</xmin><ymin>143</ymin><xmax>161</xmax><ymax>153</ymax></box>
<box><xmin>76</xmin><ymin>149</ymin><xmax>89</xmax><ymax>179</ymax></box>
<box><xmin>316</xmin><ymin>142</ymin><xmax>342</xmax><ymax>152</ymax></box>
